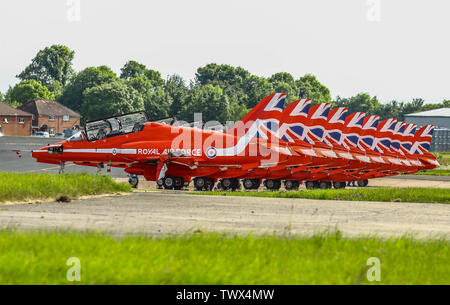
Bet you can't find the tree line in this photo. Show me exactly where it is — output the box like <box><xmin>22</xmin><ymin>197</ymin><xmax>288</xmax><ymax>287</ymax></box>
<box><xmin>1</xmin><ymin>44</ymin><xmax>448</xmax><ymax>124</ymax></box>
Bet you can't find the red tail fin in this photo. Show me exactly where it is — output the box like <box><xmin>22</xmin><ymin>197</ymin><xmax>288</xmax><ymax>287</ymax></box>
<box><xmin>226</xmin><ymin>93</ymin><xmax>286</xmax><ymax>136</ymax></box>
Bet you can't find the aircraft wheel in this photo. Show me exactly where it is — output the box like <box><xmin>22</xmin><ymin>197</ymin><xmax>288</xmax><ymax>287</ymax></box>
<box><xmin>333</xmin><ymin>181</ymin><xmax>346</xmax><ymax>189</ymax></box>
<box><xmin>128</xmin><ymin>176</ymin><xmax>139</xmax><ymax>188</ymax></box>
<box><xmin>163</xmin><ymin>176</ymin><xmax>175</xmax><ymax>189</ymax></box>
<box><xmin>305</xmin><ymin>181</ymin><xmax>315</xmax><ymax>190</ymax></box>
<box><xmin>194</xmin><ymin>177</ymin><xmax>206</xmax><ymax>191</ymax></box>
<box><xmin>264</xmin><ymin>179</ymin><xmax>275</xmax><ymax>190</ymax></box>
<box><xmin>221</xmin><ymin>178</ymin><xmax>232</xmax><ymax>190</ymax></box>
<box><xmin>319</xmin><ymin>181</ymin><xmax>331</xmax><ymax>189</ymax></box>
<box><xmin>230</xmin><ymin>179</ymin><xmax>240</xmax><ymax>191</ymax></box>
<box><xmin>265</xmin><ymin>179</ymin><xmax>281</xmax><ymax>191</ymax></box>
<box><xmin>206</xmin><ymin>178</ymin><xmax>215</xmax><ymax>191</ymax></box>
<box><xmin>288</xmin><ymin>180</ymin><xmax>300</xmax><ymax>190</ymax></box>
<box><xmin>284</xmin><ymin>180</ymin><xmax>298</xmax><ymax>191</ymax></box>
<box><xmin>156</xmin><ymin>178</ymin><xmax>164</xmax><ymax>189</ymax></box>
<box><xmin>243</xmin><ymin>179</ymin><xmax>254</xmax><ymax>190</ymax></box>
<box><xmin>252</xmin><ymin>179</ymin><xmax>261</xmax><ymax>189</ymax></box>
<box><xmin>173</xmin><ymin>177</ymin><xmax>184</xmax><ymax>190</ymax></box>
<box><xmin>362</xmin><ymin>179</ymin><xmax>369</xmax><ymax>187</ymax></box>
<box><xmin>357</xmin><ymin>180</ymin><xmax>366</xmax><ymax>187</ymax></box>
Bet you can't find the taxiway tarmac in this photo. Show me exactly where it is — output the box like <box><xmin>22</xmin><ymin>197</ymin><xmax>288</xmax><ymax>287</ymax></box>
<box><xmin>1</xmin><ymin>191</ymin><xmax>449</xmax><ymax>238</ymax></box>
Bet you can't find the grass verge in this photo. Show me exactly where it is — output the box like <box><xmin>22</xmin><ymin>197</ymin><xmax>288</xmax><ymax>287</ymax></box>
<box><xmin>192</xmin><ymin>188</ymin><xmax>450</xmax><ymax>204</ymax></box>
<box><xmin>413</xmin><ymin>169</ymin><xmax>450</xmax><ymax>176</ymax></box>
<box><xmin>0</xmin><ymin>230</ymin><xmax>448</xmax><ymax>284</ymax></box>
<box><xmin>0</xmin><ymin>172</ymin><xmax>131</xmax><ymax>203</ymax></box>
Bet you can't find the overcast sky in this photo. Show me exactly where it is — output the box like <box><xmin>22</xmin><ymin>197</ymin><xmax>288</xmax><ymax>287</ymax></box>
<box><xmin>0</xmin><ymin>0</ymin><xmax>448</xmax><ymax>103</ymax></box>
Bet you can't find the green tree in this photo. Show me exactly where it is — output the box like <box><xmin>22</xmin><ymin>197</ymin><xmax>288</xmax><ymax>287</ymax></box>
<box><xmin>17</xmin><ymin>45</ymin><xmax>75</xmax><ymax>88</ymax></box>
<box><xmin>335</xmin><ymin>93</ymin><xmax>383</xmax><ymax>116</ymax></box>
<box><xmin>195</xmin><ymin>63</ymin><xmax>250</xmax><ymax>88</ymax></box>
<box><xmin>61</xmin><ymin>66</ymin><xmax>117</xmax><ymax>112</ymax></box>
<box><xmin>296</xmin><ymin>74</ymin><xmax>331</xmax><ymax>105</ymax></box>
<box><xmin>267</xmin><ymin>72</ymin><xmax>298</xmax><ymax>103</ymax></box>
<box><xmin>181</xmin><ymin>85</ymin><xmax>230</xmax><ymax>123</ymax></box>
<box><xmin>242</xmin><ymin>75</ymin><xmax>274</xmax><ymax>108</ymax></box>
<box><xmin>195</xmin><ymin>63</ymin><xmax>252</xmax><ymax>108</ymax></box>
<box><xmin>379</xmin><ymin>100</ymin><xmax>403</xmax><ymax>120</ymax></box>
<box><xmin>228</xmin><ymin>98</ymin><xmax>249</xmax><ymax>122</ymax></box>
<box><xmin>5</xmin><ymin>80</ymin><xmax>55</xmax><ymax>105</ymax></box>
<box><xmin>0</xmin><ymin>92</ymin><xmax>4</xmax><ymax>103</ymax></box>
<box><xmin>164</xmin><ymin>74</ymin><xmax>188</xmax><ymax>117</ymax></box>
<box><xmin>143</xmin><ymin>87</ymin><xmax>172</xmax><ymax>121</ymax></box>
<box><xmin>402</xmin><ymin>98</ymin><xmax>425</xmax><ymax>115</ymax></box>
<box><xmin>120</xmin><ymin>60</ymin><xmax>164</xmax><ymax>88</ymax></box>
<box><xmin>81</xmin><ymin>80</ymin><xmax>144</xmax><ymax>121</ymax></box>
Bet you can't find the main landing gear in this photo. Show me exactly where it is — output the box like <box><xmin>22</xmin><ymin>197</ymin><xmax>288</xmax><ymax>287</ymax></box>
<box><xmin>193</xmin><ymin>177</ymin><xmax>215</xmax><ymax>191</ymax></box>
<box><xmin>304</xmin><ymin>180</ymin><xmax>367</xmax><ymax>190</ymax></box>
<box><xmin>243</xmin><ymin>179</ymin><xmax>261</xmax><ymax>190</ymax></box>
<box><xmin>284</xmin><ymin>180</ymin><xmax>300</xmax><ymax>191</ymax></box>
<box><xmin>332</xmin><ymin>181</ymin><xmax>346</xmax><ymax>189</ymax></box>
<box><xmin>305</xmin><ymin>181</ymin><xmax>333</xmax><ymax>190</ymax></box>
<box><xmin>128</xmin><ymin>174</ymin><xmax>139</xmax><ymax>188</ymax></box>
<box><xmin>357</xmin><ymin>179</ymin><xmax>369</xmax><ymax>187</ymax></box>
<box><xmin>264</xmin><ymin>179</ymin><xmax>281</xmax><ymax>191</ymax></box>
<box><xmin>161</xmin><ymin>175</ymin><xmax>185</xmax><ymax>190</ymax></box>
<box><xmin>217</xmin><ymin>178</ymin><xmax>241</xmax><ymax>191</ymax></box>
<box><xmin>59</xmin><ymin>161</ymin><xmax>65</xmax><ymax>174</ymax></box>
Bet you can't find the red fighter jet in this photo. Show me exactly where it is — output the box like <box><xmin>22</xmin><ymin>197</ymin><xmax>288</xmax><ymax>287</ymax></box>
<box><xmin>31</xmin><ymin>96</ymin><xmax>295</xmax><ymax>191</ymax></box>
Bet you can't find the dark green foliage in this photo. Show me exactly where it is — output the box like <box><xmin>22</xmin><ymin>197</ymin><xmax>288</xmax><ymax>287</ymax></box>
<box><xmin>81</xmin><ymin>80</ymin><xmax>144</xmax><ymax>121</ymax></box>
<box><xmin>5</xmin><ymin>79</ymin><xmax>55</xmax><ymax>105</ymax></box>
<box><xmin>60</xmin><ymin>66</ymin><xmax>118</xmax><ymax>112</ymax></box>
<box><xmin>17</xmin><ymin>45</ymin><xmax>75</xmax><ymax>88</ymax></box>
<box><xmin>120</xmin><ymin>60</ymin><xmax>164</xmax><ymax>88</ymax></box>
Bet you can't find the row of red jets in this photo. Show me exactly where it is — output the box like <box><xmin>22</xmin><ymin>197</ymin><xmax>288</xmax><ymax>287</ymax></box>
<box><xmin>32</xmin><ymin>93</ymin><xmax>439</xmax><ymax>190</ymax></box>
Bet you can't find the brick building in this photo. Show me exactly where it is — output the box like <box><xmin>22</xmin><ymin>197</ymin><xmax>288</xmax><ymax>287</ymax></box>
<box><xmin>18</xmin><ymin>99</ymin><xmax>81</xmax><ymax>135</ymax></box>
<box><xmin>0</xmin><ymin>102</ymin><xmax>33</xmax><ymax>136</ymax></box>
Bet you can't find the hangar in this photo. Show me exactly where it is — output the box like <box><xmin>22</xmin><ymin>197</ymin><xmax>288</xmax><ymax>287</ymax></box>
<box><xmin>404</xmin><ymin>108</ymin><xmax>450</xmax><ymax>151</ymax></box>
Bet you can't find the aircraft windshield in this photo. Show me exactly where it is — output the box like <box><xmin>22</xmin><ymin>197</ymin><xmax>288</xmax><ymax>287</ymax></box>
<box><xmin>67</xmin><ymin>131</ymin><xmax>85</xmax><ymax>142</ymax></box>
<box><xmin>85</xmin><ymin>111</ymin><xmax>148</xmax><ymax>141</ymax></box>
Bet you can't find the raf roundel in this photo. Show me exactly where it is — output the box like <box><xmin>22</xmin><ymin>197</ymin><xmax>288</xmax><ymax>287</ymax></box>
<box><xmin>206</xmin><ymin>147</ymin><xmax>217</xmax><ymax>159</ymax></box>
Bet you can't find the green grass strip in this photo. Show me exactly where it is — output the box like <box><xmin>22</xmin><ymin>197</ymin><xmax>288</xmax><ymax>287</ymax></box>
<box><xmin>413</xmin><ymin>169</ymin><xmax>450</xmax><ymax>176</ymax></box>
<box><xmin>0</xmin><ymin>172</ymin><xmax>131</xmax><ymax>202</ymax></box>
<box><xmin>192</xmin><ymin>187</ymin><xmax>450</xmax><ymax>204</ymax></box>
<box><xmin>0</xmin><ymin>230</ymin><xmax>448</xmax><ymax>284</ymax></box>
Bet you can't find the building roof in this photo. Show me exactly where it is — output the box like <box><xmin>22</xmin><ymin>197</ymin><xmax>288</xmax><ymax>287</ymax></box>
<box><xmin>0</xmin><ymin>102</ymin><xmax>32</xmax><ymax>116</ymax></box>
<box><xmin>404</xmin><ymin>108</ymin><xmax>450</xmax><ymax>117</ymax></box>
<box><xmin>18</xmin><ymin>99</ymin><xmax>80</xmax><ymax>118</ymax></box>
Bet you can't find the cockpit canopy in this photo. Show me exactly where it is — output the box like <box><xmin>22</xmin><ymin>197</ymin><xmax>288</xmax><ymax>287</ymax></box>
<box><xmin>85</xmin><ymin>111</ymin><xmax>149</xmax><ymax>141</ymax></box>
